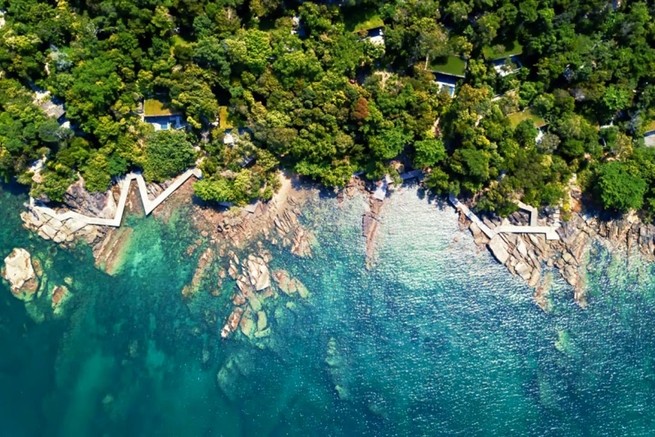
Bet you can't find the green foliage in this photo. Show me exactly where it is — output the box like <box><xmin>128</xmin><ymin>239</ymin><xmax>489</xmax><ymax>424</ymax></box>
<box><xmin>33</xmin><ymin>166</ymin><xmax>76</xmax><ymax>202</ymax></box>
<box><xmin>0</xmin><ymin>79</ymin><xmax>64</xmax><ymax>180</ymax></box>
<box><xmin>195</xmin><ymin>131</ymin><xmax>281</xmax><ymax>203</ymax></box>
<box><xmin>0</xmin><ymin>0</ymin><xmax>654</xmax><ymax>216</ymax></box>
<box><xmin>476</xmin><ymin>186</ymin><xmax>519</xmax><ymax>217</ymax></box>
<box><xmin>596</xmin><ymin>161</ymin><xmax>647</xmax><ymax>212</ymax></box>
<box><xmin>423</xmin><ymin>168</ymin><xmax>450</xmax><ymax>194</ymax></box>
<box><xmin>143</xmin><ymin>131</ymin><xmax>196</xmax><ymax>182</ymax></box>
<box><xmin>413</xmin><ymin>138</ymin><xmax>446</xmax><ymax>168</ymax></box>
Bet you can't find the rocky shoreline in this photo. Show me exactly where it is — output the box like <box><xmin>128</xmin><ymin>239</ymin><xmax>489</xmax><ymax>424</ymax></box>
<box><xmin>20</xmin><ymin>175</ymin><xmax>179</xmax><ymax>273</ymax></box>
<box><xmin>16</xmin><ymin>169</ymin><xmax>321</xmax><ymax>340</ymax></box>
<box><xmin>176</xmin><ymin>172</ymin><xmax>318</xmax><ymax>340</ymax></box>
<box><xmin>16</xmin><ymin>168</ymin><xmax>655</xmax><ymax>315</ymax></box>
<box><xmin>460</xmin><ymin>207</ymin><xmax>655</xmax><ymax>310</ymax></box>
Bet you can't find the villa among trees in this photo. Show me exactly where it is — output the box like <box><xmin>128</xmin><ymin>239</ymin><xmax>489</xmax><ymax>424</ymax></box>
<box><xmin>0</xmin><ymin>0</ymin><xmax>654</xmax><ymax>217</ymax></box>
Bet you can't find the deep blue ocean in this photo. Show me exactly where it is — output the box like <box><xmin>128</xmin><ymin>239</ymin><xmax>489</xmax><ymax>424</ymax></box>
<box><xmin>2</xmin><ymin>182</ymin><xmax>655</xmax><ymax>437</ymax></box>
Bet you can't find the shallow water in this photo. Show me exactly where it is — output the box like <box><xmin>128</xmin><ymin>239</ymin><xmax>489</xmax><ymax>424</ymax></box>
<box><xmin>1</xmin><ymin>183</ymin><xmax>655</xmax><ymax>436</ymax></box>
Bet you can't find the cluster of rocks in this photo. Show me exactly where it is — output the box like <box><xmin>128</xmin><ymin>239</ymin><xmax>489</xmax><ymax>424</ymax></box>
<box><xmin>63</xmin><ymin>179</ymin><xmax>119</xmax><ymax>217</ymax></box>
<box><xmin>1</xmin><ymin>248</ymin><xmax>41</xmax><ymax>301</ymax></box>
<box><xmin>193</xmin><ymin>189</ymin><xmax>314</xmax><ymax>259</ymax></box>
<box><xmin>1</xmin><ymin>248</ymin><xmax>72</xmax><ymax>314</ymax></box>
<box><xmin>220</xmin><ymin>249</ymin><xmax>309</xmax><ymax>339</ymax></box>
<box><xmin>463</xmin><ymin>209</ymin><xmax>655</xmax><ymax>310</ymax></box>
<box><xmin>272</xmin><ymin>207</ymin><xmax>313</xmax><ymax>258</ymax></box>
<box><xmin>223</xmin><ymin>251</ymin><xmax>268</xmax><ymax>339</ymax></box>
<box><xmin>272</xmin><ymin>269</ymin><xmax>309</xmax><ymax>298</ymax></box>
<box><xmin>20</xmin><ymin>178</ymin><xmax>120</xmax><ymax>247</ymax></box>
<box><xmin>21</xmin><ymin>207</ymin><xmax>102</xmax><ymax>246</ymax></box>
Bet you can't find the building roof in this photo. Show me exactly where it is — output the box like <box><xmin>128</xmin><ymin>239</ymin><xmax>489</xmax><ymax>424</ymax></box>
<box><xmin>144</xmin><ymin>99</ymin><xmax>177</xmax><ymax>117</ymax></box>
<box><xmin>492</xmin><ymin>56</ymin><xmax>522</xmax><ymax>77</ymax></box>
<box><xmin>427</xmin><ymin>56</ymin><xmax>467</xmax><ymax>78</ymax></box>
<box><xmin>436</xmin><ymin>81</ymin><xmax>456</xmax><ymax>97</ymax></box>
<box><xmin>507</xmin><ymin>109</ymin><xmax>547</xmax><ymax>129</ymax></box>
<box><xmin>147</xmin><ymin>115</ymin><xmax>184</xmax><ymax>131</ymax></box>
<box><xmin>223</xmin><ymin>132</ymin><xmax>235</xmax><ymax>145</ymax></box>
<box><xmin>365</xmin><ymin>27</ymin><xmax>385</xmax><ymax>45</ymax></box>
<box><xmin>434</xmin><ymin>73</ymin><xmax>458</xmax><ymax>86</ymax></box>
<box><xmin>483</xmin><ymin>40</ymin><xmax>523</xmax><ymax>60</ymax></box>
<box><xmin>373</xmin><ymin>175</ymin><xmax>392</xmax><ymax>200</ymax></box>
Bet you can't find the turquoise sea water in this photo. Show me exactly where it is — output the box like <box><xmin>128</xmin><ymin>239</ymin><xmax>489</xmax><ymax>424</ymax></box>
<box><xmin>2</xmin><ymin>182</ymin><xmax>655</xmax><ymax>436</ymax></box>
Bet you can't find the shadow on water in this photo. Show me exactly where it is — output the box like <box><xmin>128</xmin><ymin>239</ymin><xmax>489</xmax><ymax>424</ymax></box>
<box><xmin>0</xmin><ymin>180</ymin><xmax>29</xmax><ymax>197</ymax></box>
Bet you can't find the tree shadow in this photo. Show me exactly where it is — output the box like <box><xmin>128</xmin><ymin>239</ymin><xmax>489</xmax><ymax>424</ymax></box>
<box><xmin>0</xmin><ymin>180</ymin><xmax>29</xmax><ymax>197</ymax></box>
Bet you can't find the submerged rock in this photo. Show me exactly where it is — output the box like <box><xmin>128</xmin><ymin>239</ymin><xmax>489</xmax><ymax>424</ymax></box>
<box><xmin>240</xmin><ymin>309</ymin><xmax>256</xmax><ymax>338</ymax></box>
<box><xmin>335</xmin><ymin>384</ymin><xmax>349</xmax><ymax>400</ymax></box>
<box><xmin>325</xmin><ymin>337</ymin><xmax>349</xmax><ymax>400</ymax></box>
<box><xmin>232</xmin><ymin>292</ymin><xmax>247</xmax><ymax>306</ymax></box>
<box><xmin>51</xmin><ymin>285</ymin><xmax>71</xmax><ymax>312</ymax></box>
<box><xmin>295</xmin><ymin>281</ymin><xmax>309</xmax><ymax>299</ymax></box>
<box><xmin>256</xmin><ymin>310</ymin><xmax>267</xmax><ymax>331</ymax></box>
<box><xmin>554</xmin><ymin>330</ymin><xmax>571</xmax><ymax>354</ymax></box>
<box><xmin>221</xmin><ymin>307</ymin><xmax>244</xmax><ymax>339</ymax></box>
<box><xmin>216</xmin><ymin>357</ymin><xmax>240</xmax><ymax>401</ymax></box>
<box><xmin>1</xmin><ymin>248</ymin><xmax>40</xmax><ymax>301</ymax></box>
<box><xmin>272</xmin><ymin>269</ymin><xmax>309</xmax><ymax>298</ymax></box>
<box><xmin>181</xmin><ymin>247</ymin><xmax>213</xmax><ymax>299</ymax></box>
<box><xmin>534</xmin><ymin>272</ymin><xmax>553</xmax><ymax>312</ymax></box>
<box><xmin>272</xmin><ymin>269</ymin><xmax>294</xmax><ymax>294</ymax></box>
<box><xmin>254</xmin><ymin>328</ymin><xmax>271</xmax><ymax>338</ymax></box>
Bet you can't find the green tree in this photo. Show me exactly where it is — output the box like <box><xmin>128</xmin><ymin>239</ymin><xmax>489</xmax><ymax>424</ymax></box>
<box><xmin>143</xmin><ymin>130</ymin><xmax>196</xmax><ymax>182</ymax></box>
<box><xmin>413</xmin><ymin>138</ymin><xmax>446</xmax><ymax>168</ymax></box>
<box><xmin>596</xmin><ymin>161</ymin><xmax>647</xmax><ymax>212</ymax></box>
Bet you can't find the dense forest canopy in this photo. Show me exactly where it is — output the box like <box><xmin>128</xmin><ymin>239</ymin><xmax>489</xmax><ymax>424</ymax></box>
<box><xmin>0</xmin><ymin>0</ymin><xmax>654</xmax><ymax>217</ymax></box>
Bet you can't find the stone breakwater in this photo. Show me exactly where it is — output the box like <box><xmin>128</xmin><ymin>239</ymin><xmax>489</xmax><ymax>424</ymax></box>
<box><xmin>461</xmin><ymin>209</ymin><xmax>655</xmax><ymax>310</ymax></box>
